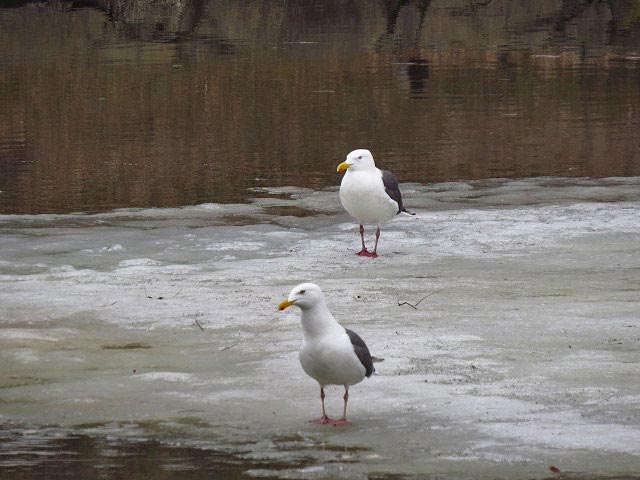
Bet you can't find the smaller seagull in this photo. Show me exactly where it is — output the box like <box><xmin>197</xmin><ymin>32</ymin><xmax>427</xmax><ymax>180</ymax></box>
<box><xmin>278</xmin><ymin>283</ymin><xmax>379</xmax><ymax>426</ymax></box>
<box><xmin>337</xmin><ymin>149</ymin><xmax>414</xmax><ymax>258</ymax></box>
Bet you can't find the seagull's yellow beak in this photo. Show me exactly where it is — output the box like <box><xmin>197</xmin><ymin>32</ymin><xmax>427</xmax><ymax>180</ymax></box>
<box><xmin>337</xmin><ymin>161</ymin><xmax>352</xmax><ymax>172</ymax></box>
<box><xmin>278</xmin><ymin>299</ymin><xmax>295</xmax><ymax>311</ymax></box>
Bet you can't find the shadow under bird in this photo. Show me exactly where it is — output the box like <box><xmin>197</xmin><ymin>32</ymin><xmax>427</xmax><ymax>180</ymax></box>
<box><xmin>278</xmin><ymin>283</ymin><xmax>381</xmax><ymax>426</ymax></box>
<box><xmin>337</xmin><ymin>149</ymin><xmax>415</xmax><ymax>257</ymax></box>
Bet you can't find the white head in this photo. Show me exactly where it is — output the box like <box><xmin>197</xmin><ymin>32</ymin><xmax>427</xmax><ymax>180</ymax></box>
<box><xmin>278</xmin><ymin>282</ymin><xmax>326</xmax><ymax>311</ymax></box>
<box><xmin>337</xmin><ymin>149</ymin><xmax>376</xmax><ymax>173</ymax></box>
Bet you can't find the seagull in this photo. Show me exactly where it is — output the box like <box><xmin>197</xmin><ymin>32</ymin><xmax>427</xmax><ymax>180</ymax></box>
<box><xmin>337</xmin><ymin>149</ymin><xmax>414</xmax><ymax>257</ymax></box>
<box><xmin>278</xmin><ymin>282</ymin><xmax>378</xmax><ymax>426</ymax></box>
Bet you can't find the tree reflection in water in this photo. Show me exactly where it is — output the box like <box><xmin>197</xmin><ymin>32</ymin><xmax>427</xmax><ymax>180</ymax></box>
<box><xmin>0</xmin><ymin>0</ymin><xmax>639</xmax><ymax>214</ymax></box>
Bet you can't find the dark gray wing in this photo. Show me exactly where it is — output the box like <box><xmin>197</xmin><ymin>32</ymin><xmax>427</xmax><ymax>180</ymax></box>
<box><xmin>381</xmin><ymin>169</ymin><xmax>414</xmax><ymax>215</ymax></box>
<box><xmin>345</xmin><ymin>328</ymin><xmax>374</xmax><ymax>377</ymax></box>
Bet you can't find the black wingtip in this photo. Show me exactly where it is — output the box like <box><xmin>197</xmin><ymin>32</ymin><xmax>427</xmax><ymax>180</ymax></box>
<box><xmin>401</xmin><ymin>208</ymin><xmax>416</xmax><ymax>216</ymax></box>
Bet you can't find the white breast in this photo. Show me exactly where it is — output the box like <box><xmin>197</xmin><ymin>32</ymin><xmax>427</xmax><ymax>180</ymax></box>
<box><xmin>299</xmin><ymin>331</ymin><xmax>366</xmax><ymax>388</ymax></box>
<box><xmin>339</xmin><ymin>170</ymin><xmax>398</xmax><ymax>225</ymax></box>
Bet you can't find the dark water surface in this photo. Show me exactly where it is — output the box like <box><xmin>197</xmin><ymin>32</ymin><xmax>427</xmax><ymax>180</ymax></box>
<box><xmin>0</xmin><ymin>430</ymin><xmax>259</xmax><ymax>480</ymax></box>
<box><xmin>1</xmin><ymin>1</ymin><xmax>639</xmax><ymax>214</ymax></box>
<box><xmin>1</xmin><ymin>428</ymin><xmax>639</xmax><ymax>480</ymax></box>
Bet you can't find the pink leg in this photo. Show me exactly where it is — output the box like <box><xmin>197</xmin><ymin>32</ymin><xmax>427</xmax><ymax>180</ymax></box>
<box><xmin>310</xmin><ymin>387</ymin><xmax>334</xmax><ymax>424</ymax></box>
<box><xmin>356</xmin><ymin>225</ymin><xmax>369</xmax><ymax>256</ymax></box>
<box><xmin>356</xmin><ymin>225</ymin><xmax>378</xmax><ymax>258</ymax></box>
<box><xmin>369</xmin><ymin>227</ymin><xmax>380</xmax><ymax>258</ymax></box>
<box><xmin>331</xmin><ymin>389</ymin><xmax>352</xmax><ymax>426</ymax></box>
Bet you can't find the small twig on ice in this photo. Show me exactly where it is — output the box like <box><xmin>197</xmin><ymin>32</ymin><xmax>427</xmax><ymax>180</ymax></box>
<box><xmin>143</xmin><ymin>287</ymin><xmax>166</xmax><ymax>300</ymax></box>
<box><xmin>219</xmin><ymin>343</ymin><xmax>238</xmax><ymax>351</ymax></box>
<box><xmin>398</xmin><ymin>288</ymin><xmax>446</xmax><ymax>309</ymax></box>
<box><xmin>194</xmin><ymin>319</ymin><xmax>205</xmax><ymax>332</ymax></box>
<box><xmin>590</xmin><ymin>394</ymin><xmax>618</xmax><ymax>405</ymax></box>
<box><xmin>172</xmin><ymin>288</ymin><xmax>183</xmax><ymax>298</ymax></box>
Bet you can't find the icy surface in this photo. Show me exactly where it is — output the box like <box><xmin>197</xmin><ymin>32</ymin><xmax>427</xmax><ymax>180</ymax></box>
<box><xmin>1</xmin><ymin>177</ymin><xmax>640</xmax><ymax>478</ymax></box>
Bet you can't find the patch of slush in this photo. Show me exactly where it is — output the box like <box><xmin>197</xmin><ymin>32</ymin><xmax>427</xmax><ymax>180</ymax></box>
<box><xmin>5</xmin><ymin>349</ymin><xmax>40</xmax><ymax>363</ymax></box>
<box><xmin>0</xmin><ymin>328</ymin><xmax>76</xmax><ymax>342</ymax></box>
<box><xmin>1</xmin><ymin>177</ymin><xmax>640</xmax><ymax>478</ymax></box>
<box><xmin>137</xmin><ymin>372</ymin><xmax>196</xmax><ymax>383</ymax></box>
<box><xmin>479</xmin><ymin>418</ymin><xmax>640</xmax><ymax>455</ymax></box>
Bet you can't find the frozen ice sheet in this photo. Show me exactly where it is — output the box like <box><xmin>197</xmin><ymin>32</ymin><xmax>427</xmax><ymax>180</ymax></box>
<box><xmin>1</xmin><ymin>177</ymin><xmax>640</xmax><ymax>478</ymax></box>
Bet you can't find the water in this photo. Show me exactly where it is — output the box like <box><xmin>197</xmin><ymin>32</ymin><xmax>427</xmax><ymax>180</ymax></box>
<box><xmin>1</xmin><ymin>1</ymin><xmax>639</xmax><ymax>214</ymax></box>
<box><xmin>0</xmin><ymin>429</ymin><xmax>277</xmax><ymax>480</ymax></box>
<box><xmin>2</xmin><ymin>2</ymin><xmax>640</xmax><ymax>479</ymax></box>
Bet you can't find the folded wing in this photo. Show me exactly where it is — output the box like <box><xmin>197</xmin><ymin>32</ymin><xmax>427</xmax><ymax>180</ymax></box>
<box><xmin>381</xmin><ymin>169</ymin><xmax>414</xmax><ymax>215</ymax></box>
<box><xmin>345</xmin><ymin>328</ymin><xmax>374</xmax><ymax>377</ymax></box>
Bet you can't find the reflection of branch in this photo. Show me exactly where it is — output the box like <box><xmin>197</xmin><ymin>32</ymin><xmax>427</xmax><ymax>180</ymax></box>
<box><xmin>553</xmin><ymin>0</ymin><xmax>596</xmax><ymax>32</ymax></box>
<box><xmin>374</xmin><ymin>0</ymin><xmax>432</xmax><ymax>52</ymax></box>
<box><xmin>78</xmin><ymin>0</ymin><xmax>236</xmax><ymax>52</ymax></box>
<box><xmin>384</xmin><ymin>0</ymin><xmax>411</xmax><ymax>35</ymax></box>
<box><xmin>177</xmin><ymin>0</ymin><xmax>207</xmax><ymax>34</ymax></box>
<box><xmin>398</xmin><ymin>287</ymin><xmax>446</xmax><ymax>309</ymax></box>
<box><xmin>412</xmin><ymin>0</ymin><xmax>432</xmax><ymax>45</ymax></box>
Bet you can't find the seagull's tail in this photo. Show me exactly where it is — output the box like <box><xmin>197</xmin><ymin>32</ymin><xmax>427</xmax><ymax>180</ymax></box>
<box><xmin>372</xmin><ymin>356</ymin><xmax>385</xmax><ymax>375</ymax></box>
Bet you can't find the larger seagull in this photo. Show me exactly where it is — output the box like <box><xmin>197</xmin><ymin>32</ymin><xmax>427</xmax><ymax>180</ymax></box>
<box><xmin>337</xmin><ymin>149</ymin><xmax>414</xmax><ymax>257</ymax></box>
<box><xmin>278</xmin><ymin>283</ymin><xmax>377</xmax><ymax>426</ymax></box>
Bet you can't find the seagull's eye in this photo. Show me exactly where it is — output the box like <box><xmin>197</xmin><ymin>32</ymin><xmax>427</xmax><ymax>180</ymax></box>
<box><xmin>299</xmin><ymin>290</ymin><xmax>306</xmax><ymax>295</ymax></box>
<box><xmin>357</xmin><ymin>156</ymin><xmax>362</xmax><ymax>160</ymax></box>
